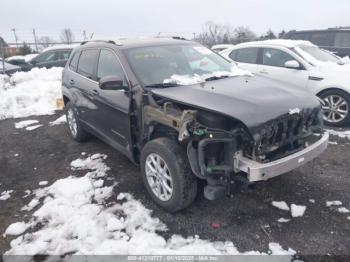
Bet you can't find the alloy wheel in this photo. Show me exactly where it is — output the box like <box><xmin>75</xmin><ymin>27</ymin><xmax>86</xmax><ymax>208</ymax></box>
<box><xmin>321</xmin><ymin>95</ymin><xmax>349</xmax><ymax>123</ymax></box>
<box><xmin>145</xmin><ymin>153</ymin><xmax>173</xmax><ymax>201</ymax></box>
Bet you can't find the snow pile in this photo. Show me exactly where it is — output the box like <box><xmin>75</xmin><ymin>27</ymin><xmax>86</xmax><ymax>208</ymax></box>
<box><xmin>49</xmin><ymin>115</ymin><xmax>66</xmax><ymax>126</ymax></box>
<box><xmin>327</xmin><ymin>129</ymin><xmax>350</xmax><ymax>140</ymax></box>
<box><xmin>271</xmin><ymin>201</ymin><xmax>290</xmax><ymax>211</ymax></box>
<box><xmin>0</xmin><ymin>190</ymin><xmax>14</xmax><ymax>200</ymax></box>
<box><xmin>4</xmin><ymin>222</ymin><xmax>30</xmax><ymax>236</ymax></box>
<box><xmin>15</xmin><ymin>120</ymin><xmax>39</xmax><ymax>129</ymax></box>
<box><xmin>25</xmin><ymin>124</ymin><xmax>42</xmax><ymax>131</ymax></box>
<box><xmin>290</xmin><ymin>204</ymin><xmax>306</xmax><ymax>218</ymax></box>
<box><xmin>326</xmin><ymin>200</ymin><xmax>342</xmax><ymax>207</ymax></box>
<box><xmin>340</xmin><ymin>56</ymin><xmax>350</xmax><ymax>64</ymax></box>
<box><xmin>337</xmin><ymin>207</ymin><xmax>349</xmax><ymax>214</ymax></box>
<box><xmin>0</xmin><ymin>67</ymin><xmax>63</xmax><ymax>120</ymax></box>
<box><xmin>5</xmin><ymin>154</ymin><xmax>296</xmax><ymax>256</ymax></box>
<box><xmin>163</xmin><ymin>67</ymin><xmax>252</xmax><ymax>86</ymax></box>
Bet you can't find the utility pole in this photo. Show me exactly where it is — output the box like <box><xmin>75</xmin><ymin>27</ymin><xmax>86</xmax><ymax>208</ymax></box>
<box><xmin>11</xmin><ymin>28</ymin><xmax>18</xmax><ymax>48</ymax></box>
<box><xmin>82</xmin><ymin>30</ymin><xmax>87</xmax><ymax>41</ymax></box>
<box><xmin>0</xmin><ymin>40</ymin><xmax>5</xmax><ymax>74</ymax></box>
<box><xmin>32</xmin><ymin>29</ymin><xmax>38</xmax><ymax>52</ymax></box>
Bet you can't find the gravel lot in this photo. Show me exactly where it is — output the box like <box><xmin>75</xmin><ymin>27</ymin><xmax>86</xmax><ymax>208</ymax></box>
<box><xmin>1</xmin><ymin>113</ymin><xmax>350</xmax><ymax>258</ymax></box>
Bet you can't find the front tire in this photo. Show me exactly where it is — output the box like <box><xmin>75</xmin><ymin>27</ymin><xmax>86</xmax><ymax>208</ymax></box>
<box><xmin>65</xmin><ymin>102</ymin><xmax>90</xmax><ymax>142</ymax></box>
<box><xmin>140</xmin><ymin>138</ymin><xmax>197</xmax><ymax>212</ymax></box>
<box><xmin>319</xmin><ymin>89</ymin><xmax>350</xmax><ymax>127</ymax></box>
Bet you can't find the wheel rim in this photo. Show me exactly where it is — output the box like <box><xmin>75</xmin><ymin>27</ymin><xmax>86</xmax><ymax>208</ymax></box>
<box><xmin>67</xmin><ymin>108</ymin><xmax>78</xmax><ymax>136</ymax></box>
<box><xmin>321</xmin><ymin>95</ymin><xmax>348</xmax><ymax>123</ymax></box>
<box><xmin>145</xmin><ymin>153</ymin><xmax>173</xmax><ymax>201</ymax></box>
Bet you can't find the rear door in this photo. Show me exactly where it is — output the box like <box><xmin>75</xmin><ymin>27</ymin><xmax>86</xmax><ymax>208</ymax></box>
<box><xmin>228</xmin><ymin>47</ymin><xmax>259</xmax><ymax>73</ymax></box>
<box><xmin>74</xmin><ymin>49</ymin><xmax>100</xmax><ymax>126</ymax></box>
<box><xmin>257</xmin><ymin>47</ymin><xmax>309</xmax><ymax>88</ymax></box>
<box><xmin>93</xmin><ymin>48</ymin><xmax>131</xmax><ymax>150</ymax></box>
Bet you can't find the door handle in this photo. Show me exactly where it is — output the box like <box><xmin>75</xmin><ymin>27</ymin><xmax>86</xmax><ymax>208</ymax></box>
<box><xmin>91</xmin><ymin>89</ymin><xmax>99</xmax><ymax>96</ymax></box>
<box><xmin>69</xmin><ymin>79</ymin><xmax>75</xmax><ymax>85</ymax></box>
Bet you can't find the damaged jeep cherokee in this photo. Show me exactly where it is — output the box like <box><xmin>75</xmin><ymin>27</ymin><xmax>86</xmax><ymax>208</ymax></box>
<box><xmin>62</xmin><ymin>38</ymin><xmax>329</xmax><ymax>212</ymax></box>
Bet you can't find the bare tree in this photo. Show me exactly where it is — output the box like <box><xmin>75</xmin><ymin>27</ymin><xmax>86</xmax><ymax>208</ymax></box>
<box><xmin>194</xmin><ymin>21</ymin><xmax>257</xmax><ymax>47</ymax></box>
<box><xmin>39</xmin><ymin>36</ymin><xmax>56</xmax><ymax>48</ymax></box>
<box><xmin>60</xmin><ymin>28</ymin><xmax>75</xmax><ymax>44</ymax></box>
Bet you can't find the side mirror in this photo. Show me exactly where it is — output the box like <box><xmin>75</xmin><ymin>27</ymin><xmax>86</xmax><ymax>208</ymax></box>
<box><xmin>284</xmin><ymin>60</ymin><xmax>301</xmax><ymax>69</ymax></box>
<box><xmin>99</xmin><ymin>75</ymin><xmax>126</xmax><ymax>90</ymax></box>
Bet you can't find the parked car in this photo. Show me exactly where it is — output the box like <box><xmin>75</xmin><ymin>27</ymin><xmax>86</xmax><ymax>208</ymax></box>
<box><xmin>211</xmin><ymin>44</ymin><xmax>234</xmax><ymax>53</ymax></box>
<box><xmin>62</xmin><ymin>38</ymin><xmax>328</xmax><ymax>212</ymax></box>
<box><xmin>284</xmin><ymin>29</ymin><xmax>350</xmax><ymax>57</ymax></box>
<box><xmin>28</xmin><ymin>45</ymin><xmax>76</xmax><ymax>69</ymax></box>
<box><xmin>220</xmin><ymin>39</ymin><xmax>350</xmax><ymax>126</ymax></box>
<box><xmin>0</xmin><ymin>59</ymin><xmax>22</xmax><ymax>75</ymax></box>
<box><xmin>6</xmin><ymin>55</ymin><xmax>37</xmax><ymax>72</ymax></box>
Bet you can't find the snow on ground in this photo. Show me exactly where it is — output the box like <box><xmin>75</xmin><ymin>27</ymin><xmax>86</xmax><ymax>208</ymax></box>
<box><xmin>277</xmin><ymin>218</ymin><xmax>290</xmax><ymax>223</ymax></box>
<box><xmin>0</xmin><ymin>67</ymin><xmax>63</xmax><ymax>120</ymax></box>
<box><xmin>49</xmin><ymin>115</ymin><xmax>66</xmax><ymax>126</ymax></box>
<box><xmin>4</xmin><ymin>153</ymin><xmax>296</xmax><ymax>256</ymax></box>
<box><xmin>290</xmin><ymin>204</ymin><xmax>306</xmax><ymax>218</ymax></box>
<box><xmin>326</xmin><ymin>200</ymin><xmax>342</xmax><ymax>207</ymax></box>
<box><xmin>38</xmin><ymin>181</ymin><xmax>48</xmax><ymax>186</ymax></box>
<box><xmin>271</xmin><ymin>201</ymin><xmax>290</xmax><ymax>211</ymax></box>
<box><xmin>4</xmin><ymin>222</ymin><xmax>30</xmax><ymax>237</ymax></box>
<box><xmin>337</xmin><ymin>207</ymin><xmax>349</xmax><ymax>214</ymax></box>
<box><xmin>327</xmin><ymin>129</ymin><xmax>350</xmax><ymax>140</ymax></box>
<box><xmin>309</xmin><ymin>199</ymin><xmax>315</xmax><ymax>204</ymax></box>
<box><xmin>25</xmin><ymin>124</ymin><xmax>43</xmax><ymax>131</ymax></box>
<box><xmin>0</xmin><ymin>190</ymin><xmax>14</xmax><ymax>200</ymax></box>
<box><xmin>15</xmin><ymin>120</ymin><xmax>39</xmax><ymax>129</ymax></box>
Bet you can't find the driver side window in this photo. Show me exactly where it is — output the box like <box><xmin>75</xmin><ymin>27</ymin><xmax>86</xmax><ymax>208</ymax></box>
<box><xmin>262</xmin><ymin>48</ymin><xmax>296</xmax><ymax>68</ymax></box>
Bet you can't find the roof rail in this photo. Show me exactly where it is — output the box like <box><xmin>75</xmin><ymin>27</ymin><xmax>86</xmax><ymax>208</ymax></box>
<box><xmin>80</xmin><ymin>40</ymin><xmax>122</xmax><ymax>46</ymax></box>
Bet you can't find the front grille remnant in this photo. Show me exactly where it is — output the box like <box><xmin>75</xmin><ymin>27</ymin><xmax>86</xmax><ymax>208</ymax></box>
<box><xmin>250</xmin><ymin>108</ymin><xmax>322</xmax><ymax>161</ymax></box>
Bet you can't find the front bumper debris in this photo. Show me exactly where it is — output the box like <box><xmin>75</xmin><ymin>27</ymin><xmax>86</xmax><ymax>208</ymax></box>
<box><xmin>234</xmin><ymin>132</ymin><xmax>329</xmax><ymax>182</ymax></box>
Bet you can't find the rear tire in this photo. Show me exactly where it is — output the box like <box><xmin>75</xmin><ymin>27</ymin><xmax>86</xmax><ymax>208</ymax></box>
<box><xmin>65</xmin><ymin>102</ymin><xmax>90</xmax><ymax>142</ymax></box>
<box><xmin>318</xmin><ymin>89</ymin><xmax>350</xmax><ymax>127</ymax></box>
<box><xmin>140</xmin><ymin>138</ymin><xmax>197</xmax><ymax>212</ymax></box>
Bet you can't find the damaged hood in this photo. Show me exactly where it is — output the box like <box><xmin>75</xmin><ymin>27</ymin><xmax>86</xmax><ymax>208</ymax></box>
<box><xmin>150</xmin><ymin>75</ymin><xmax>320</xmax><ymax>131</ymax></box>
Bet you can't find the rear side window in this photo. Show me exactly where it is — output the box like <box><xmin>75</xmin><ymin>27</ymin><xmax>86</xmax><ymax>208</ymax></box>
<box><xmin>310</xmin><ymin>32</ymin><xmax>334</xmax><ymax>47</ymax></box>
<box><xmin>97</xmin><ymin>50</ymin><xmax>126</xmax><ymax>81</ymax></box>
<box><xmin>77</xmin><ymin>49</ymin><xmax>99</xmax><ymax>78</ymax></box>
<box><xmin>69</xmin><ymin>51</ymin><xmax>80</xmax><ymax>71</ymax></box>
<box><xmin>55</xmin><ymin>50</ymin><xmax>72</xmax><ymax>60</ymax></box>
<box><xmin>235</xmin><ymin>48</ymin><xmax>258</xmax><ymax>64</ymax></box>
<box><xmin>229</xmin><ymin>50</ymin><xmax>237</xmax><ymax>60</ymax></box>
<box><xmin>262</xmin><ymin>48</ymin><xmax>295</xmax><ymax>68</ymax></box>
<box><xmin>335</xmin><ymin>32</ymin><xmax>350</xmax><ymax>47</ymax></box>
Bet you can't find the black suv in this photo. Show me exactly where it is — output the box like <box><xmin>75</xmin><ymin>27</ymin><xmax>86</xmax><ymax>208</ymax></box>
<box><xmin>285</xmin><ymin>29</ymin><xmax>350</xmax><ymax>57</ymax></box>
<box><xmin>62</xmin><ymin>38</ymin><xmax>328</xmax><ymax>212</ymax></box>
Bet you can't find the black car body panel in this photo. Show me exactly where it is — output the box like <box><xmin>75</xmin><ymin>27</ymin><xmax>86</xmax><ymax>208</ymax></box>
<box><xmin>150</xmin><ymin>75</ymin><xmax>320</xmax><ymax>132</ymax></box>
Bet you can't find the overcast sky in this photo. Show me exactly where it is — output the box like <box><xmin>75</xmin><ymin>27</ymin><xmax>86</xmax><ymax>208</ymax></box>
<box><xmin>1</xmin><ymin>0</ymin><xmax>349</xmax><ymax>43</ymax></box>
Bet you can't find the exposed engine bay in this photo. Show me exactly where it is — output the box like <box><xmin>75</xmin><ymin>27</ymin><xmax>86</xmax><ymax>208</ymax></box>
<box><xmin>141</xmin><ymin>93</ymin><xmax>325</xmax><ymax>199</ymax></box>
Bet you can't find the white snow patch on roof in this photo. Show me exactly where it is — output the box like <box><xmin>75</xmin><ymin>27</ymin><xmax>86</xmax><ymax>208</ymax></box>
<box><xmin>326</xmin><ymin>200</ymin><xmax>342</xmax><ymax>207</ymax></box>
<box><xmin>0</xmin><ymin>190</ymin><xmax>14</xmax><ymax>201</ymax></box>
<box><xmin>0</xmin><ymin>67</ymin><xmax>63</xmax><ymax>120</ymax></box>
<box><xmin>235</xmin><ymin>39</ymin><xmax>315</xmax><ymax>49</ymax></box>
<box><xmin>271</xmin><ymin>201</ymin><xmax>290</xmax><ymax>211</ymax></box>
<box><xmin>42</xmin><ymin>44</ymin><xmax>78</xmax><ymax>52</ymax></box>
<box><xmin>4</xmin><ymin>222</ymin><xmax>30</xmax><ymax>236</ymax></box>
<box><xmin>15</xmin><ymin>120</ymin><xmax>39</xmax><ymax>129</ymax></box>
<box><xmin>337</xmin><ymin>207</ymin><xmax>350</xmax><ymax>213</ymax></box>
<box><xmin>5</xmin><ymin>154</ymin><xmax>296</xmax><ymax>256</ymax></box>
<box><xmin>25</xmin><ymin>124</ymin><xmax>42</xmax><ymax>131</ymax></box>
<box><xmin>290</xmin><ymin>204</ymin><xmax>306</xmax><ymax>217</ymax></box>
<box><xmin>49</xmin><ymin>115</ymin><xmax>66</xmax><ymax>126</ymax></box>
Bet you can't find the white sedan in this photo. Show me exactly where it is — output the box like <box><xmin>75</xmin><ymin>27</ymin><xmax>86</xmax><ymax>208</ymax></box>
<box><xmin>220</xmin><ymin>39</ymin><xmax>350</xmax><ymax>126</ymax></box>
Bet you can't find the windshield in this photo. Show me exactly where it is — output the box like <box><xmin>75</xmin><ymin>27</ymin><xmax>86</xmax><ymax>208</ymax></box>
<box><xmin>296</xmin><ymin>46</ymin><xmax>341</xmax><ymax>64</ymax></box>
<box><xmin>123</xmin><ymin>44</ymin><xmax>247</xmax><ymax>86</ymax></box>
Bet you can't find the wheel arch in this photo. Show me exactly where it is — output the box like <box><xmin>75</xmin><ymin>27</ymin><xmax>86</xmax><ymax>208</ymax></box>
<box><xmin>316</xmin><ymin>87</ymin><xmax>350</xmax><ymax>97</ymax></box>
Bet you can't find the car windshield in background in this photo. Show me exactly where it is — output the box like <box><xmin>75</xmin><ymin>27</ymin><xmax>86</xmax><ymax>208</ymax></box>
<box><xmin>297</xmin><ymin>46</ymin><xmax>341</xmax><ymax>64</ymax></box>
<box><xmin>123</xmin><ymin>44</ymin><xmax>236</xmax><ymax>86</ymax></box>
